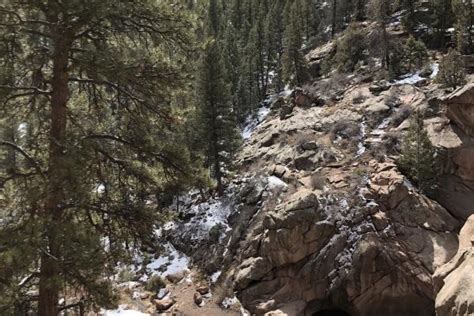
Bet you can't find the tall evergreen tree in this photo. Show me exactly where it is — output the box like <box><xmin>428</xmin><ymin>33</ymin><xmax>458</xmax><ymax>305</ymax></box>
<box><xmin>282</xmin><ymin>0</ymin><xmax>309</xmax><ymax>87</ymax></box>
<box><xmin>367</xmin><ymin>0</ymin><xmax>392</xmax><ymax>71</ymax></box>
<box><xmin>0</xmin><ymin>1</ymin><xmax>194</xmax><ymax>313</ymax></box>
<box><xmin>196</xmin><ymin>41</ymin><xmax>241</xmax><ymax>194</ymax></box>
<box><xmin>398</xmin><ymin>111</ymin><xmax>436</xmax><ymax>193</ymax></box>
<box><xmin>452</xmin><ymin>0</ymin><xmax>473</xmax><ymax>53</ymax></box>
<box><xmin>265</xmin><ymin>0</ymin><xmax>286</xmax><ymax>92</ymax></box>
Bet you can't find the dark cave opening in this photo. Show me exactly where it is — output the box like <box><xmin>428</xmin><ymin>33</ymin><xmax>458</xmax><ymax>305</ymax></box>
<box><xmin>313</xmin><ymin>309</ymin><xmax>351</xmax><ymax>316</ymax></box>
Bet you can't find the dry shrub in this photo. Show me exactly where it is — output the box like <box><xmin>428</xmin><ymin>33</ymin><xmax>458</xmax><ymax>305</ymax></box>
<box><xmin>310</xmin><ymin>172</ymin><xmax>326</xmax><ymax>190</ymax></box>
<box><xmin>391</xmin><ymin>106</ymin><xmax>412</xmax><ymax>127</ymax></box>
<box><xmin>329</xmin><ymin>120</ymin><xmax>360</xmax><ymax>141</ymax></box>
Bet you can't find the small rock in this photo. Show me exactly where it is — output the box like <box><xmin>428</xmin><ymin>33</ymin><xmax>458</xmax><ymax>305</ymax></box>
<box><xmin>301</xmin><ymin>141</ymin><xmax>319</xmax><ymax>151</ymax></box>
<box><xmin>366</xmin><ymin>102</ymin><xmax>390</xmax><ymax>114</ymax></box>
<box><xmin>157</xmin><ymin>288</ymin><xmax>169</xmax><ymax>299</ymax></box>
<box><xmin>140</xmin><ymin>292</ymin><xmax>150</xmax><ymax>300</ymax></box>
<box><xmin>196</xmin><ymin>285</ymin><xmax>210</xmax><ymax>295</ymax></box>
<box><xmin>166</xmin><ymin>271</ymin><xmax>186</xmax><ymax>284</ymax></box>
<box><xmin>273</xmin><ymin>165</ymin><xmax>288</xmax><ymax>178</ymax></box>
<box><xmin>369</xmin><ymin>80</ymin><xmax>390</xmax><ymax>95</ymax></box>
<box><xmin>271</xmin><ymin>97</ymin><xmax>286</xmax><ymax>110</ymax></box>
<box><xmin>194</xmin><ymin>292</ymin><xmax>203</xmax><ymax>306</ymax></box>
<box><xmin>153</xmin><ymin>298</ymin><xmax>175</xmax><ymax>311</ymax></box>
<box><xmin>280</xmin><ymin>104</ymin><xmax>294</xmax><ymax>120</ymax></box>
<box><xmin>256</xmin><ymin>299</ymin><xmax>277</xmax><ymax>313</ymax></box>
<box><xmin>261</xmin><ymin>132</ymin><xmax>279</xmax><ymax>147</ymax></box>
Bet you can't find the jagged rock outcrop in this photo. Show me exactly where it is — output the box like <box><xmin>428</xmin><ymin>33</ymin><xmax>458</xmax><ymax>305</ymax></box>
<box><xmin>427</xmin><ymin>85</ymin><xmax>474</xmax><ymax>220</ymax></box>
<box><xmin>231</xmin><ymin>160</ymin><xmax>458</xmax><ymax>316</ymax></box>
<box><xmin>444</xmin><ymin>84</ymin><xmax>474</xmax><ymax>137</ymax></box>
<box><xmin>434</xmin><ymin>215</ymin><xmax>474</xmax><ymax>316</ymax></box>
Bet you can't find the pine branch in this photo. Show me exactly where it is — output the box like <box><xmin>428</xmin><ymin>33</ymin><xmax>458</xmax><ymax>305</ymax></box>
<box><xmin>0</xmin><ymin>141</ymin><xmax>45</xmax><ymax>179</ymax></box>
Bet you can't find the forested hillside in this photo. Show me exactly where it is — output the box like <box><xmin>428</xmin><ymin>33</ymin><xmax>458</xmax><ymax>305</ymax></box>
<box><xmin>0</xmin><ymin>0</ymin><xmax>473</xmax><ymax>315</ymax></box>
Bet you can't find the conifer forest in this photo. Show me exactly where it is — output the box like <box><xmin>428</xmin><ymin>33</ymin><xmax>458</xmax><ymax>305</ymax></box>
<box><xmin>0</xmin><ymin>1</ymin><xmax>473</xmax><ymax>315</ymax></box>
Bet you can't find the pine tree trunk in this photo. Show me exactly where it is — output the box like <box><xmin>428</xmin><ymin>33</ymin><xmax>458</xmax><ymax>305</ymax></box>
<box><xmin>38</xmin><ymin>33</ymin><xmax>71</xmax><ymax>316</ymax></box>
<box><xmin>382</xmin><ymin>22</ymin><xmax>390</xmax><ymax>70</ymax></box>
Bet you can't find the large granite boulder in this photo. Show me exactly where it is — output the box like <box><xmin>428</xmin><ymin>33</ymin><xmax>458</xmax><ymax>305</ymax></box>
<box><xmin>444</xmin><ymin>84</ymin><xmax>474</xmax><ymax>137</ymax></box>
<box><xmin>434</xmin><ymin>215</ymin><xmax>474</xmax><ymax>316</ymax></box>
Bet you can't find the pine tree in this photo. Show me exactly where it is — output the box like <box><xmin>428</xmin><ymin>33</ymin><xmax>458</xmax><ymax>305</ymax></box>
<box><xmin>436</xmin><ymin>48</ymin><xmax>467</xmax><ymax>89</ymax></box>
<box><xmin>196</xmin><ymin>41</ymin><xmax>241</xmax><ymax>194</ymax></box>
<box><xmin>404</xmin><ymin>36</ymin><xmax>428</xmax><ymax>72</ymax></box>
<box><xmin>0</xmin><ymin>1</ymin><xmax>195</xmax><ymax>313</ymax></box>
<box><xmin>282</xmin><ymin>0</ymin><xmax>309</xmax><ymax>87</ymax></box>
<box><xmin>209</xmin><ymin>0</ymin><xmax>222</xmax><ymax>37</ymax></box>
<box><xmin>222</xmin><ymin>24</ymin><xmax>243</xmax><ymax>121</ymax></box>
<box><xmin>265</xmin><ymin>0</ymin><xmax>286</xmax><ymax>92</ymax></box>
<box><xmin>430</xmin><ymin>0</ymin><xmax>454</xmax><ymax>49</ymax></box>
<box><xmin>333</xmin><ymin>24</ymin><xmax>367</xmax><ymax>72</ymax></box>
<box><xmin>398</xmin><ymin>111</ymin><xmax>436</xmax><ymax>193</ymax></box>
<box><xmin>367</xmin><ymin>0</ymin><xmax>392</xmax><ymax>71</ymax></box>
<box><xmin>452</xmin><ymin>0</ymin><xmax>473</xmax><ymax>53</ymax></box>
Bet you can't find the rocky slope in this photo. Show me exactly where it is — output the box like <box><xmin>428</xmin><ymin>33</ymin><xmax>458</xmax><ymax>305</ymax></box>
<box><xmin>165</xmin><ymin>68</ymin><xmax>474</xmax><ymax>315</ymax></box>
<box><xmin>107</xmin><ymin>52</ymin><xmax>474</xmax><ymax>315</ymax></box>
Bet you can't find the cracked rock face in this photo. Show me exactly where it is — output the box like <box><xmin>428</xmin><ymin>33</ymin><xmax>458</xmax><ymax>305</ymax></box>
<box><xmin>232</xmin><ymin>163</ymin><xmax>459</xmax><ymax>316</ymax></box>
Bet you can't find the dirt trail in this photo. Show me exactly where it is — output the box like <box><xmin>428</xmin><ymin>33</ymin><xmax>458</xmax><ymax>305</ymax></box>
<box><xmin>161</xmin><ymin>274</ymin><xmax>241</xmax><ymax>316</ymax></box>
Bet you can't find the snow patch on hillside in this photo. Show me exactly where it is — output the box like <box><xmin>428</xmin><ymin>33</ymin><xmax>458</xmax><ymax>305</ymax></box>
<box><xmin>102</xmin><ymin>306</ymin><xmax>149</xmax><ymax>316</ymax></box>
<box><xmin>144</xmin><ymin>243</ymin><xmax>189</xmax><ymax>278</ymax></box>
<box><xmin>242</xmin><ymin>106</ymin><xmax>271</xmax><ymax>139</ymax></box>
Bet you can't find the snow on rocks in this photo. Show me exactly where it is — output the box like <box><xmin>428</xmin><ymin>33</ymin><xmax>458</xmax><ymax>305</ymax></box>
<box><xmin>393</xmin><ymin>72</ymin><xmax>425</xmax><ymax>85</ymax></box>
<box><xmin>102</xmin><ymin>305</ymin><xmax>149</xmax><ymax>316</ymax></box>
<box><xmin>267</xmin><ymin>176</ymin><xmax>288</xmax><ymax>191</ymax></box>
<box><xmin>210</xmin><ymin>270</ymin><xmax>222</xmax><ymax>283</ymax></box>
<box><xmin>393</xmin><ymin>63</ymin><xmax>439</xmax><ymax>85</ymax></box>
<box><xmin>430</xmin><ymin>63</ymin><xmax>439</xmax><ymax>79</ymax></box>
<box><xmin>145</xmin><ymin>243</ymin><xmax>190</xmax><ymax>278</ymax></box>
<box><xmin>181</xmin><ymin>196</ymin><xmax>235</xmax><ymax>243</ymax></box>
<box><xmin>241</xmin><ymin>88</ymin><xmax>294</xmax><ymax>140</ymax></box>
<box><xmin>242</xmin><ymin>106</ymin><xmax>271</xmax><ymax>140</ymax></box>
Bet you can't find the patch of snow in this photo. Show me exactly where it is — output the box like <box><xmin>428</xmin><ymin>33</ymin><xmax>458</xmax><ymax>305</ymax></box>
<box><xmin>222</xmin><ymin>296</ymin><xmax>239</xmax><ymax>309</ymax></box>
<box><xmin>96</xmin><ymin>183</ymin><xmax>105</xmax><ymax>194</ymax></box>
<box><xmin>339</xmin><ymin>199</ymin><xmax>349</xmax><ymax>209</ymax></box>
<box><xmin>430</xmin><ymin>63</ymin><xmax>439</xmax><ymax>79</ymax></box>
<box><xmin>356</xmin><ymin>121</ymin><xmax>367</xmax><ymax>156</ymax></box>
<box><xmin>377</xmin><ymin>117</ymin><xmax>391</xmax><ymax>130</ymax></box>
<box><xmin>403</xmin><ymin>178</ymin><xmax>415</xmax><ymax>190</ymax></box>
<box><xmin>280</xmin><ymin>85</ymin><xmax>293</xmax><ymax>97</ymax></box>
<box><xmin>393</xmin><ymin>72</ymin><xmax>424</xmax><ymax>85</ymax></box>
<box><xmin>210</xmin><ymin>270</ymin><xmax>221</xmax><ymax>283</ymax></box>
<box><xmin>17</xmin><ymin>122</ymin><xmax>28</xmax><ymax>138</ymax></box>
<box><xmin>145</xmin><ymin>243</ymin><xmax>189</xmax><ymax>277</ymax></box>
<box><xmin>356</xmin><ymin>143</ymin><xmax>366</xmax><ymax>156</ymax></box>
<box><xmin>366</xmin><ymin>201</ymin><xmax>379</xmax><ymax>208</ymax></box>
<box><xmin>393</xmin><ymin>63</ymin><xmax>439</xmax><ymax>85</ymax></box>
<box><xmin>132</xmin><ymin>291</ymin><xmax>141</xmax><ymax>300</ymax></box>
<box><xmin>102</xmin><ymin>305</ymin><xmax>149</xmax><ymax>316</ymax></box>
<box><xmin>241</xmin><ymin>106</ymin><xmax>271</xmax><ymax>140</ymax></box>
<box><xmin>267</xmin><ymin>176</ymin><xmax>288</xmax><ymax>190</ymax></box>
<box><xmin>183</xmin><ymin>197</ymin><xmax>235</xmax><ymax>241</ymax></box>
